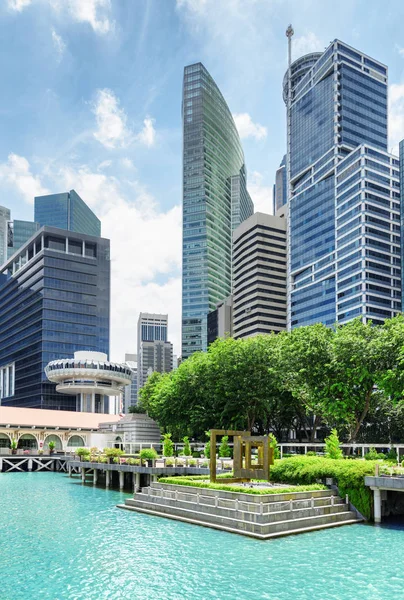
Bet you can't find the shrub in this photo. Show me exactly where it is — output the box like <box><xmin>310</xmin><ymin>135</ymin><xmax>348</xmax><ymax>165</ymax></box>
<box><xmin>165</xmin><ymin>458</ymin><xmax>175</xmax><ymax>466</ymax></box>
<box><xmin>324</xmin><ymin>429</ymin><xmax>343</xmax><ymax>460</ymax></box>
<box><xmin>270</xmin><ymin>456</ymin><xmax>375</xmax><ymax>519</ymax></box>
<box><xmin>306</xmin><ymin>451</ymin><xmax>317</xmax><ymax>457</ymax></box>
<box><xmin>188</xmin><ymin>459</ymin><xmax>197</xmax><ymax>467</ymax></box>
<box><xmin>204</xmin><ymin>431</ymin><xmax>211</xmax><ymax>459</ymax></box>
<box><xmin>269</xmin><ymin>434</ymin><xmax>280</xmax><ymax>459</ymax></box>
<box><xmin>162</xmin><ymin>433</ymin><xmax>174</xmax><ymax>457</ymax></box>
<box><xmin>127</xmin><ymin>458</ymin><xmax>140</xmax><ymax>466</ymax></box>
<box><xmin>183</xmin><ymin>436</ymin><xmax>192</xmax><ymax>457</ymax></box>
<box><xmin>201</xmin><ymin>460</ymin><xmax>208</xmax><ymax>468</ymax></box>
<box><xmin>76</xmin><ymin>447</ymin><xmax>90</xmax><ymax>458</ymax></box>
<box><xmin>219</xmin><ymin>436</ymin><xmax>232</xmax><ymax>458</ymax></box>
<box><xmin>192</xmin><ymin>451</ymin><xmax>202</xmax><ymax>458</ymax></box>
<box><xmin>158</xmin><ymin>477</ymin><xmax>326</xmax><ymax>495</ymax></box>
<box><xmin>386</xmin><ymin>448</ymin><xmax>398</xmax><ymax>461</ymax></box>
<box><xmin>139</xmin><ymin>448</ymin><xmax>158</xmax><ymax>461</ymax></box>
<box><xmin>364</xmin><ymin>447</ymin><xmax>379</xmax><ymax>461</ymax></box>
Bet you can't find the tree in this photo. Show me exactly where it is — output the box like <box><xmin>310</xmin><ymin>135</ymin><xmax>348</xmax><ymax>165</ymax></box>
<box><xmin>324</xmin><ymin>429</ymin><xmax>343</xmax><ymax>459</ymax></box>
<box><xmin>218</xmin><ymin>435</ymin><xmax>232</xmax><ymax>458</ymax></box>
<box><xmin>162</xmin><ymin>433</ymin><xmax>174</xmax><ymax>457</ymax></box>
<box><xmin>183</xmin><ymin>436</ymin><xmax>192</xmax><ymax>456</ymax></box>
<box><xmin>128</xmin><ymin>405</ymin><xmax>146</xmax><ymax>414</ymax></box>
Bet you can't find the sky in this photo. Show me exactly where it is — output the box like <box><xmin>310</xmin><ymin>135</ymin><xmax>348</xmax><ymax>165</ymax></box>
<box><xmin>1</xmin><ymin>0</ymin><xmax>404</xmax><ymax>361</ymax></box>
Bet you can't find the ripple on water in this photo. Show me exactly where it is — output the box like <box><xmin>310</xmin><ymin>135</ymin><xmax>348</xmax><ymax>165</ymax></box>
<box><xmin>1</xmin><ymin>473</ymin><xmax>404</xmax><ymax>600</ymax></box>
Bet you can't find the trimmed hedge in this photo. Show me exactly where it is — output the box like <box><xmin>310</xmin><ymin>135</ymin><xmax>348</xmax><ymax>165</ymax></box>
<box><xmin>270</xmin><ymin>457</ymin><xmax>375</xmax><ymax>519</ymax></box>
<box><xmin>158</xmin><ymin>476</ymin><xmax>326</xmax><ymax>495</ymax></box>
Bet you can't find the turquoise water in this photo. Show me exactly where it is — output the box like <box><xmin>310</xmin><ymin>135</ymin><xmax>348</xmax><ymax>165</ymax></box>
<box><xmin>1</xmin><ymin>473</ymin><xmax>404</xmax><ymax>600</ymax></box>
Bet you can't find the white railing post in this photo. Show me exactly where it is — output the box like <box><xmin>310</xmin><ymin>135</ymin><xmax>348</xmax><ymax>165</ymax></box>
<box><xmin>311</xmin><ymin>497</ymin><xmax>314</xmax><ymax>509</ymax></box>
<box><xmin>290</xmin><ymin>499</ymin><xmax>293</xmax><ymax>512</ymax></box>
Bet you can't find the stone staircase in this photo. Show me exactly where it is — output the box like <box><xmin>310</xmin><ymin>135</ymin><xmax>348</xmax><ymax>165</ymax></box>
<box><xmin>117</xmin><ymin>482</ymin><xmax>363</xmax><ymax>539</ymax></box>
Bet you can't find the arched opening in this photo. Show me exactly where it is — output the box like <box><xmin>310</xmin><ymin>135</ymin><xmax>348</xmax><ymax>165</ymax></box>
<box><xmin>67</xmin><ymin>435</ymin><xmax>85</xmax><ymax>448</ymax></box>
<box><xmin>18</xmin><ymin>434</ymin><xmax>38</xmax><ymax>450</ymax></box>
<box><xmin>43</xmin><ymin>434</ymin><xmax>63</xmax><ymax>451</ymax></box>
<box><xmin>0</xmin><ymin>433</ymin><xmax>10</xmax><ymax>448</ymax></box>
<box><xmin>114</xmin><ymin>436</ymin><xmax>123</xmax><ymax>449</ymax></box>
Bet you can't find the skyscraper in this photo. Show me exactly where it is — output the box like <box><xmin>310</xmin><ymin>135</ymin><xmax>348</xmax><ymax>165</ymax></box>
<box><xmin>181</xmin><ymin>63</ymin><xmax>254</xmax><ymax>359</ymax></box>
<box><xmin>273</xmin><ymin>156</ymin><xmax>287</xmax><ymax>215</ymax></box>
<box><xmin>285</xmin><ymin>35</ymin><xmax>401</xmax><ymax>328</ymax></box>
<box><xmin>35</xmin><ymin>189</ymin><xmax>101</xmax><ymax>237</ymax></box>
<box><xmin>137</xmin><ymin>313</ymin><xmax>173</xmax><ymax>390</ymax></box>
<box><xmin>123</xmin><ymin>353</ymin><xmax>138</xmax><ymax>412</ymax></box>
<box><xmin>0</xmin><ymin>206</ymin><xmax>11</xmax><ymax>266</ymax></box>
<box><xmin>7</xmin><ymin>219</ymin><xmax>40</xmax><ymax>259</ymax></box>
<box><xmin>0</xmin><ymin>226</ymin><xmax>110</xmax><ymax>410</ymax></box>
<box><xmin>233</xmin><ymin>212</ymin><xmax>287</xmax><ymax>338</ymax></box>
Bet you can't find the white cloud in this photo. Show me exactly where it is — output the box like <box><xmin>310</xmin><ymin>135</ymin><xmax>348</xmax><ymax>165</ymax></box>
<box><xmin>136</xmin><ymin>117</ymin><xmax>156</xmax><ymax>147</ymax></box>
<box><xmin>92</xmin><ymin>89</ymin><xmax>129</xmax><ymax>149</ymax></box>
<box><xmin>97</xmin><ymin>159</ymin><xmax>112</xmax><ymax>170</ymax></box>
<box><xmin>389</xmin><ymin>83</ymin><xmax>404</xmax><ymax>154</ymax></box>
<box><xmin>233</xmin><ymin>113</ymin><xmax>267</xmax><ymax>141</ymax></box>
<box><xmin>291</xmin><ymin>32</ymin><xmax>324</xmax><ymax>61</ymax></box>
<box><xmin>7</xmin><ymin>0</ymin><xmax>31</xmax><ymax>11</ymax></box>
<box><xmin>0</xmin><ymin>154</ymin><xmax>49</xmax><ymax>204</ymax></box>
<box><xmin>55</xmin><ymin>165</ymin><xmax>182</xmax><ymax>359</ymax></box>
<box><xmin>121</xmin><ymin>158</ymin><xmax>134</xmax><ymax>169</ymax></box>
<box><xmin>51</xmin><ymin>29</ymin><xmax>66</xmax><ymax>61</ymax></box>
<box><xmin>50</xmin><ymin>0</ymin><xmax>113</xmax><ymax>35</ymax></box>
<box><xmin>396</xmin><ymin>44</ymin><xmax>404</xmax><ymax>57</ymax></box>
<box><xmin>249</xmin><ymin>171</ymin><xmax>273</xmax><ymax>215</ymax></box>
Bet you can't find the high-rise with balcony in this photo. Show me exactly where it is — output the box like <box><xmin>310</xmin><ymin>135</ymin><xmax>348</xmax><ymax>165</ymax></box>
<box><xmin>182</xmin><ymin>63</ymin><xmax>254</xmax><ymax>359</ymax></box>
<box><xmin>35</xmin><ymin>189</ymin><xmax>101</xmax><ymax>237</ymax></box>
<box><xmin>285</xmin><ymin>34</ymin><xmax>401</xmax><ymax>328</ymax></box>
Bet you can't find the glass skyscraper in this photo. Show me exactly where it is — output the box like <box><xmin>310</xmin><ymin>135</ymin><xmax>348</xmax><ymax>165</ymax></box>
<box><xmin>35</xmin><ymin>189</ymin><xmax>101</xmax><ymax>237</ymax></box>
<box><xmin>182</xmin><ymin>62</ymin><xmax>254</xmax><ymax>358</ymax></box>
<box><xmin>0</xmin><ymin>226</ymin><xmax>110</xmax><ymax>410</ymax></box>
<box><xmin>286</xmin><ymin>39</ymin><xmax>401</xmax><ymax>328</ymax></box>
<box><xmin>273</xmin><ymin>155</ymin><xmax>287</xmax><ymax>214</ymax></box>
<box><xmin>7</xmin><ymin>219</ymin><xmax>40</xmax><ymax>259</ymax></box>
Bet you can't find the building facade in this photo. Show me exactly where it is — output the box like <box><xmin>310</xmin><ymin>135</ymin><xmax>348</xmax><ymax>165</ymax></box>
<box><xmin>181</xmin><ymin>63</ymin><xmax>254</xmax><ymax>359</ymax></box>
<box><xmin>35</xmin><ymin>190</ymin><xmax>101</xmax><ymax>237</ymax></box>
<box><xmin>123</xmin><ymin>353</ymin><xmax>138</xmax><ymax>412</ymax></box>
<box><xmin>207</xmin><ymin>295</ymin><xmax>233</xmax><ymax>346</ymax></box>
<box><xmin>137</xmin><ymin>313</ymin><xmax>173</xmax><ymax>391</ymax></box>
<box><xmin>0</xmin><ymin>206</ymin><xmax>11</xmax><ymax>266</ymax></box>
<box><xmin>286</xmin><ymin>38</ymin><xmax>401</xmax><ymax>328</ymax></box>
<box><xmin>233</xmin><ymin>213</ymin><xmax>287</xmax><ymax>338</ymax></box>
<box><xmin>273</xmin><ymin>155</ymin><xmax>287</xmax><ymax>215</ymax></box>
<box><xmin>0</xmin><ymin>226</ymin><xmax>110</xmax><ymax>410</ymax></box>
<box><xmin>7</xmin><ymin>220</ymin><xmax>40</xmax><ymax>259</ymax></box>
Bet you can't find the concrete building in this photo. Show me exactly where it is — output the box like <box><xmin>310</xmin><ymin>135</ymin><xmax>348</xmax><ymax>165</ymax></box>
<box><xmin>34</xmin><ymin>189</ymin><xmax>101</xmax><ymax>237</ymax></box>
<box><xmin>207</xmin><ymin>296</ymin><xmax>233</xmax><ymax>345</ymax></box>
<box><xmin>233</xmin><ymin>213</ymin><xmax>287</xmax><ymax>338</ymax></box>
<box><xmin>0</xmin><ymin>226</ymin><xmax>110</xmax><ymax>411</ymax></box>
<box><xmin>45</xmin><ymin>351</ymin><xmax>132</xmax><ymax>414</ymax></box>
<box><xmin>123</xmin><ymin>353</ymin><xmax>138</xmax><ymax>412</ymax></box>
<box><xmin>137</xmin><ymin>313</ymin><xmax>173</xmax><ymax>390</ymax></box>
<box><xmin>285</xmin><ymin>33</ymin><xmax>401</xmax><ymax>328</ymax></box>
<box><xmin>181</xmin><ymin>63</ymin><xmax>254</xmax><ymax>359</ymax></box>
<box><xmin>0</xmin><ymin>205</ymin><xmax>10</xmax><ymax>266</ymax></box>
<box><xmin>100</xmin><ymin>413</ymin><xmax>161</xmax><ymax>452</ymax></box>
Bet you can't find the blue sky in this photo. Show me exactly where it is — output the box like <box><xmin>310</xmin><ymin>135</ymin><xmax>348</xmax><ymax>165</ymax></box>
<box><xmin>1</xmin><ymin>0</ymin><xmax>404</xmax><ymax>359</ymax></box>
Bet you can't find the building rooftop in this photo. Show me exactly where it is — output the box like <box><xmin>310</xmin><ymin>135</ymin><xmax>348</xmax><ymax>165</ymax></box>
<box><xmin>0</xmin><ymin>406</ymin><xmax>120</xmax><ymax>431</ymax></box>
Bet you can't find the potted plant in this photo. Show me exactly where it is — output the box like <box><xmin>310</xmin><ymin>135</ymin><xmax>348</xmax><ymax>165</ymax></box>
<box><xmin>103</xmin><ymin>447</ymin><xmax>125</xmax><ymax>464</ymax></box>
<box><xmin>162</xmin><ymin>433</ymin><xmax>174</xmax><ymax>457</ymax></box>
<box><xmin>188</xmin><ymin>458</ymin><xmax>197</xmax><ymax>467</ymax></box>
<box><xmin>48</xmin><ymin>441</ymin><xmax>56</xmax><ymax>455</ymax></box>
<box><xmin>10</xmin><ymin>438</ymin><xmax>17</xmax><ymax>455</ymax></box>
<box><xmin>76</xmin><ymin>447</ymin><xmax>91</xmax><ymax>462</ymax></box>
<box><xmin>166</xmin><ymin>458</ymin><xmax>175</xmax><ymax>467</ymax></box>
<box><xmin>139</xmin><ymin>448</ymin><xmax>158</xmax><ymax>467</ymax></box>
<box><xmin>183</xmin><ymin>436</ymin><xmax>192</xmax><ymax>457</ymax></box>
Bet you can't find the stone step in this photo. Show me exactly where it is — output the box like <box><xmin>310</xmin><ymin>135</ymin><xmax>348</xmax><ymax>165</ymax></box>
<box><xmin>126</xmin><ymin>493</ymin><xmax>347</xmax><ymax>524</ymax></box>
<box><xmin>118</xmin><ymin>500</ymin><xmax>361</xmax><ymax>539</ymax></box>
<box><xmin>124</xmin><ymin>495</ymin><xmax>360</xmax><ymax>536</ymax></box>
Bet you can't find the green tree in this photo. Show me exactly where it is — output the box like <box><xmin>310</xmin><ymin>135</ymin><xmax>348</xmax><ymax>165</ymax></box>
<box><xmin>324</xmin><ymin>428</ymin><xmax>343</xmax><ymax>459</ymax></box>
<box><xmin>183</xmin><ymin>436</ymin><xmax>192</xmax><ymax>456</ymax></box>
<box><xmin>204</xmin><ymin>431</ymin><xmax>211</xmax><ymax>459</ymax></box>
<box><xmin>218</xmin><ymin>435</ymin><xmax>232</xmax><ymax>458</ymax></box>
<box><xmin>162</xmin><ymin>433</ymin><xmax>174</xmax><ymax>457</ymax></box>
<box><xmin>128</xmin><ymin>405</ymin><xmax>146</xmax><ymax>414</ymax></box>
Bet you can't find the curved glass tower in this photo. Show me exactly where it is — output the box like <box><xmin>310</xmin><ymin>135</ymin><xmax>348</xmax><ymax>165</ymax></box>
<box><xmin>181</xmin><ymin>63</ymin><xmax>253</xmax><ymax>358</ymax></box>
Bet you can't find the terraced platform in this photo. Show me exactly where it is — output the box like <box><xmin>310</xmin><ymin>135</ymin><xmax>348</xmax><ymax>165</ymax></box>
<box><xmin>118</xmin><ymin>482</ymin><xmax>363</xmax><ymax>539</ymax></box>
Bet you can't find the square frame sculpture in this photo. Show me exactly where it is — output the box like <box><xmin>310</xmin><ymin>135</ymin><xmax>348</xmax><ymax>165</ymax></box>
<box><xmin>209</xmin><ymin>429</ymin><xmax>274</xmax><ymax>483</ymax></box>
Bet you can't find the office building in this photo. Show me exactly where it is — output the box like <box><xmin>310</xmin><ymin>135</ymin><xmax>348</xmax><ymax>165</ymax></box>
<box><xmin>273</xmin><ymin>155</ymin><xmax>287</xmax><ymax>215</ymax></box>
<box><xmin>7</xmin><ymin>220</ymin><xmax>40</xmax><ymax>259</ymax></box>
<box><xmin>182</xmin><ymin>63</ymin><xmax>254</xmax><ymax>359</ymax></box>
<box><xmin>137</xmin><ymin>313</ymin><xmax>173</xmax><ymax>390</ymax></box>
<box><xmin>0</xmin><ymin>206</ymin><xmax>11</xmax><ymax>266</ymax></box>
<box><xmin>35</xmin><ymin>189</ymin><xmax>101</xmax><ymax>237</ymax></box>
<box><xmin>207</xmin><ymin>296</ymin><xmax>233</xmax><ymax>346</ymax></box>
<box><xmin>233</xmin><ymin>213</ymin><xmax>287</xmax><ymax>338</ymax></box>
<box><xmin>123</xmin><ymin>353</ymin><xmax>138</xmax><ymax>412</ymax></box>
<box><xmin>285</xmin><ymin>34</ymin><xmax>401</xmax><ymax>328</ymax></box>
<box><xmin>0</xmin><ymin>226</ymin><xmax>110</xmax><ymax>410</ymax></box>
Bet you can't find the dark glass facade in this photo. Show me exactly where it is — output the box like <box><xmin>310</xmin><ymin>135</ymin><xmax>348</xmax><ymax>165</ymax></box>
<box><xmin>35</xmin><ymin>190</ymin><xmax>101</xmax><ymax>237</ymax></box>
<box><xmin>0</xmin><ymin>226</ymin><xmax>110</xmax><ymax>410</ymax></box>
<box><xmin>274</xmin><ymin>155</ymin><xmax>287</xmax><ymax>213</ymax></box>
<box><xmin>7</xmin><ymin>220</ymin><xmax>40</xmax><ymax>259</ymax></box>
<box><xmin>287</xmin><ymin>40</ymin><xmax>398</xmax><ymax>328</ymax></box>
<box><xmin>182</xmin><ymin>63</ymin><xmax>253</xmax><ymax>358</ymax></box>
